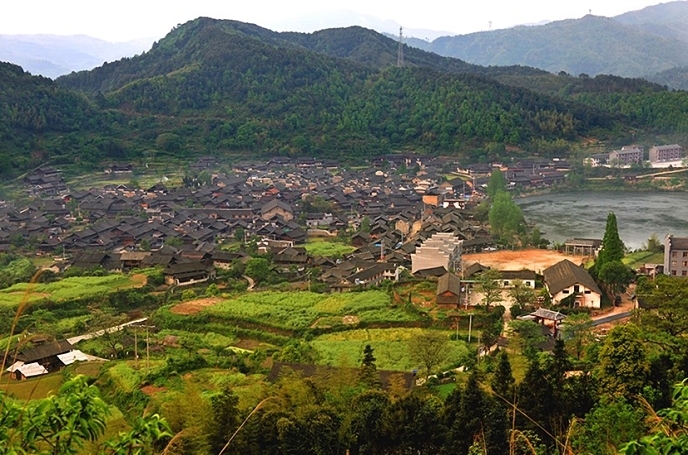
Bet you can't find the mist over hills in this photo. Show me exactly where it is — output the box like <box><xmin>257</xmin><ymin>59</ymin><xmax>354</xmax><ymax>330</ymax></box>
<box><xmin>5</xmin><ymin>2</ymin><xmax>688</xmax><ymax>84</ymax></box>
<box><xmin>0</xmin><ymin>35</ymin><xmax>153</xmax><ymax>79</ymax></box>
<box><xmin>406</xmin><ymin>1</ymin><xmax>688</xmax><ymax>82</ymax></box>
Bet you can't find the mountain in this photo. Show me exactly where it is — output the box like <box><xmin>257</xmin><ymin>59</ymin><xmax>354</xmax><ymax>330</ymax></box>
<box><xmin>0</xmin><ymin>34</ymin><xmax>154</xmax><ymax>79</ymax></box>
<box><xmin>645</xmin><ymin>66</ymin><xmax>688</xmax><ymax>89</ymax></box>
<box><xmin>52</xmin><ymin>18</ymin><xmax>613</xmax><ymax>158</ymax></box>
<box><xmin>614</xmin><ymin>1</ymin><xmax>688</xmax><ymax>43</ymax></box>
<box><xmin>407</xmin><ymin>14</ymin><xmax>688</xmax><ymax>78</ymax></box>
<box><xmin>6</xmin><ymin>17</ymin><xmax>688</xmax><ymax>182</ymax></box>
<box><xmin>57</xmin><ymin>19</ymin><xmax>548</xmax><ymax>95</ymax></box>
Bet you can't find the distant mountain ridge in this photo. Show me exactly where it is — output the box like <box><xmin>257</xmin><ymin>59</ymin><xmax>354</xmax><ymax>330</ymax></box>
<box><xmin>400</xmin><ymin>1</ymin><xmax>688</xmax><ymax>83</ymax></box>
<box><xmin>0</xmin><ymin>34</ymin><xmax>154</xmax><ymax>79</ymax></box>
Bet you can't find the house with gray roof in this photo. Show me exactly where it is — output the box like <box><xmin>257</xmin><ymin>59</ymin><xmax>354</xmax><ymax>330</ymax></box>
<box><xmin>543</xmin><ymin>259</ymin><xmax>602</xmax><ymax>308</ymax></box>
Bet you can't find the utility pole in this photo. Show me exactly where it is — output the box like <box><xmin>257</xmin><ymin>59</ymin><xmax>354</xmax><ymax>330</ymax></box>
<box><xmin>146</xmin><ymin>326</ymin><xmax>150</xmax><ymax>372</ymax></box>
<box><xmin>134</xmin><ymin>326</ymin><xmax>138</xmax><ymax>368</ymax></box>
<box><xmin>397</xmin><ymin>26</ymin><xmax>404</xmax><ymax>68</ymax></box>
<box><xmin>468</xmin><ymin>313</ymin><xmax>473</xmax><ymax>343</ymax></box>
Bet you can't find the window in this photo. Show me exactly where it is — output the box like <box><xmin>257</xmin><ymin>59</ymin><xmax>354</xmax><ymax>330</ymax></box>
<box><xmin>683</xmin><ymin>271</ymin><xmax>687</xmax><ymax>276</ymax></box>
<box><xmin>673</xmin><ymin>251</ymin><xmax>678</xmax><ymax>257</ymax></box>
<box><xmin>562</xmin><ymin>289</ymin><xmax>570</xmax><ymax>294</ymax></box>
<box><xmin>683</xmin><ymin>261</ymin><xmax>687</xmax><ymax>267</ymax></box>
<box><xmin>504</xmin><ymin>281</ymin><xmax>509</xmax><ymax>287</ymax></box>
<box><xmin>673</xmin><ymin>261</ymin><xmax>677</xmax><ymax>267</ymax></box>
<box><xmin>673</xmin><ymin>270</ymin><xmax>677</xmax><ymax>275</ymax></box>
<box><xmin>584</xmin><ymin>290</ymin><xmax>591</xmax><ymax>294</ymax></box>
<box><xmin>683</xmin><ymin>252</ymin><xmax>688</xmax><ymax>257</ymax></box>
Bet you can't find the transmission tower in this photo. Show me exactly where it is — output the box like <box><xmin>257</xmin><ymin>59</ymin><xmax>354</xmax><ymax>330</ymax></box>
<box><xmin>397</xmin><ymin>26</ymin><xmax>404</xmax><ymax>67</ymax></box>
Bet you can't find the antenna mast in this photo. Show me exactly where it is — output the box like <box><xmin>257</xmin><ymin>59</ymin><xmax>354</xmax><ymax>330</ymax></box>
<box><xmin>397</xmin><ymin>26</ymin><xmax>404</xmax><ymax>67</ymax></box>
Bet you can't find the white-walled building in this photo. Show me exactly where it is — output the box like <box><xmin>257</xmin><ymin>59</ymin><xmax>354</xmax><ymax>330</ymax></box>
<box><xmin>543</xmin><ymin>259</ymin><xmax>602</xmax><ymax>308</ymax></box>
<box><xmin>411</xmin><ymin>233</ymin><xmax>463</xmax><ymax>274</ymax></box>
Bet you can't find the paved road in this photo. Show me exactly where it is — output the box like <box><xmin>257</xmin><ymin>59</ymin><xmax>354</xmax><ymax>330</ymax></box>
<box><xmin>591</xmin><ymin>311</ymin><xmax>633</xmax><ymax>326</ymax></box>
<box><xmin>67</xmin><ymin>317</ymin><xmax>149</xmax><ymax>344</ymax></box>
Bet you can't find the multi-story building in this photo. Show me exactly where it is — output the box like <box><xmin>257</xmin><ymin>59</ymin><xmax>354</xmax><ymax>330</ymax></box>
<box><xmin>608</xmin><ymin>146</ymin><xmax>643</xmax><ymax>166</ymax></box>
<box><xmin>411</xmin><ymin>232</ymin><xmax>463</xmax><ymax>274</ymax></box>
<box><xmin>664</xmin><ymin>235</ymin><xmax>688</xmax><ymax>277</ymax></box>
<box><xmin>649</xmin><ymin>144</ymin><xmax>682</xmax><ymax>163</ymax></box>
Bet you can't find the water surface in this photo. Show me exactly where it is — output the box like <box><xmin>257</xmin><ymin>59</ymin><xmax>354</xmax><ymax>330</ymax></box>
<box><xmin>517</xmin><ymin>191</ymin><xmax>688</xmax><ymax>250</ymax></box>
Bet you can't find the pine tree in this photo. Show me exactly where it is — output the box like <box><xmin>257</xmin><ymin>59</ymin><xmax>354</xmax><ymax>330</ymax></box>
<box><xmin>596</xmin><ymin>212</ymin><xmax>625</xmax><ymax>273</ymax></box>
<box><xmin>359</xmin><ymin>344</ymin><xmax>380</xmax><ymax>388</ymax></box>
<box><xmin>491</xmin><ymin>350</ymin><xmax>516</xmax><ymax>399</ymax></box>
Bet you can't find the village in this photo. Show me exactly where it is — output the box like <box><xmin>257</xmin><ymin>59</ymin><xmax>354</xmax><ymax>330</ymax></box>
<box><xmin>0</xmin><ymin>151</ymin><xmax>670</xmax><ymax>383</ymax></box>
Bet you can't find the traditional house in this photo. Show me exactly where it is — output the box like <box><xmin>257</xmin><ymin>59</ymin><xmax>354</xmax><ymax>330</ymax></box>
<box><xmin>11</xmin><ymin>340</ymin><xmax>74</xmax><ymax>378</ymax></box>
<box><xmin>499</xmin><ymin>270</ymin><xmax>537</xmax><ymax>288</ymax></box>
<box><xmin>163</xmin><ymin>262</ymin><xmax>216</xmax><ymax>286</ymax></box>
<box><xmin>436</xmin><ymin>272</ymin><xmax>462</xmax><ymax>307</ymax></box>
<box><xmin>261</xmin><ymin>200</ymin><xmax>294</xmax><ymax>222</ymax></box>
<box><xmin>543</xmin><ymin>260</ymin><xmax>602</xmax><ymax>308</ymax></box>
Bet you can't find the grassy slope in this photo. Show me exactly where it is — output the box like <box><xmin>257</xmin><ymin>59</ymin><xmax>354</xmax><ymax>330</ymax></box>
<box><xmin>623</xmin><ymin>250</ymin><xmax>664</xmax><ymax>269</ymax></box>
<box><xmin>311</xmin><ymin>328</ymin><xmax>471</xmax><ymax>372</ymax></box>
<box><xmin>0</xmin><ymin>275</ymin><xmax>139</xmax><ymax>307</ymax></box>
<box><xmin>304</xmin><ymin>238</ymin><xmax>356</xmax><ymax>257</ymax></box>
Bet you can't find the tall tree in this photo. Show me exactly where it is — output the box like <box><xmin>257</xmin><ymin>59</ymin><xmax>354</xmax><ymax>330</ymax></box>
<box><xmin>595</xmin><ymin>212</ymin><xmax>625</xmax><ymax>273</ymax></box>
<box><xmin>476</xmin><ymin>268</ymin><xmax>503</xmax><ymax>311</ymax></box>
<box><xmin>637</xmin><ymin>274</ymin><xmax>688</xmax><ymax>338</ymax></box>
<box><xmin>598</xmin><ymin>260</ymin><xmax>633</xmax><ymax>295</ymax></box>
<box><xmin>488</xmin><ymin>191</ymin><xmax>525</xmax><ymax>242</ymax></box>
<box><xmin>491</xmin><ymin>350</ymin><xmax>516</xmax><ymax>399</ymax></box>
<box><xmin>508</xmin><ymin>279</ymin><xmax>536</xmax><ymax>310</ymax></box>
<box><xmin>359</xmin><ymin>344</ymin><xmax>380</xmax><ymax>388</ymax></box>
<box><xmin>595</xmin><ymin>324</ymin><xmax>649</xmax><ymax>399</ymax></box>
<box><xmin>487</xmin><ymin>169</ymin><xmax>507</xmax><ymax>199</ymax></box>
<box><xmin>560</xmin><ymin>312</ymin><xmax>594</xmax><ymax>360</ymax></box>
<box><xmin>408</xmin><ymin>331</ymin><xmax>450</xmax><ymax>378</ymax></box>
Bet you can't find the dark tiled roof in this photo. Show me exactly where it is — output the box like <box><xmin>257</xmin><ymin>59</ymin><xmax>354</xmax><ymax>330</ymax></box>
<box><xmin>437</xmin><ymin>273</ymin><xmax>461</xmax><ymax>296</ymax></box>
<box><xmin>18</xmin><ymin>340</ymin><xmax>73</xmax><ymax>363</ymax></box>
<box><xmin>543</xmin><ymin>260</ymin><xmax>601</xmax><ymax>296</ymax></box>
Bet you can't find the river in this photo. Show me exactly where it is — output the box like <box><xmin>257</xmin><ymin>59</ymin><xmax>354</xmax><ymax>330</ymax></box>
<box><xmin>517</xmin><ymin>191</ymin><xmax>688</xmax><ymax>250</ymax></box>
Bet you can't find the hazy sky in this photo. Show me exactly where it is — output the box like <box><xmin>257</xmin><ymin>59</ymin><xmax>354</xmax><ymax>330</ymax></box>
<box><xmin>1</xmin><ymin>0</ymin><xmax>674</xmax><ymax>42</ymax></box>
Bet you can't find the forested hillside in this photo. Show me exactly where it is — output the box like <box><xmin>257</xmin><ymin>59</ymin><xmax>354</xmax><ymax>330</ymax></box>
<box><xmin>4</xmin><ymin>17</ymin><xmax>688</xmax><ymax>181</ymax></box>
<box><xmin>0</xmin><ymin>62</ymin><xmax>115</xmax><ymax>177</ymax></box>
<box><xmin>54</xmin><ymin>18</ymin><xmax>613</xmax><ymax>157</ymax></box>
<box><xmin>414</xmin><ymin>15</ymin><xmax>688</xmax><ymax>78</ymax></box>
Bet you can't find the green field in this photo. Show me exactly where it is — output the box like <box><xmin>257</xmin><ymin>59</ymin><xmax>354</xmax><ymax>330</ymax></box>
<box><xmin>623</xmin><ymin>250</ymin><xmax>664</xmax><ymax>269</ymax></box>
<box><xmin>0</xmin><ymin>275</ymin><xmax>138</xmax><ymax>307</ymax></box>
<box><xmin>0</xmin><ymin>372</ymin><xmax>64</xmax><ymax>400</ymax></box>
<box><xmin>204</xmin><ymin>290</ymin><xmax>419</xmax><ymax>330</ymax></box>
<box><xmin>304</xmin><ymin>238</ymin><xmax>356</xmax><ymax>257</ymax></box>
<box><xmin>311</xmin><ymin>328</ymin><xmax>470</xmax><ymax>372</ymax></box>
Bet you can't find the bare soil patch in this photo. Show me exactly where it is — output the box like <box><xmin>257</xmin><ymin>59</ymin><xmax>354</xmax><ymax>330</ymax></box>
<box><xmin>171</xmin><ymin>297</ymin><xmax>223</xmax><ymax>315</ymax></box>
<box><xmin>342</xmin><ymin>315</ymin><xmax>360</xmax><ymax>325</ymax></box>
<box><xmin>130</xmin><ymin>273</ymin><xmax>148</xmax><ymax>288</ymax></box>
<box><xmin>140</xmin><ymin>384</ymin><xmax>166</xmax><ymax>396</ymax></box>
<box><xmin>463</xmin><ymin>249</ymin><xmax>586</xmax><ymax>273</ymax></box>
